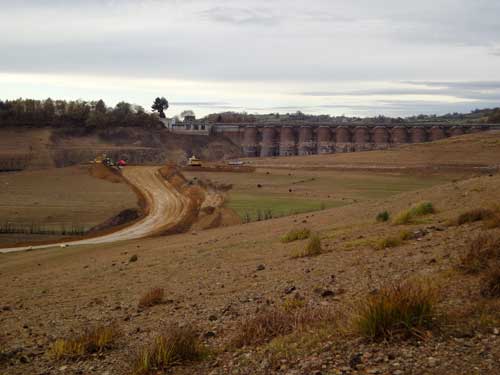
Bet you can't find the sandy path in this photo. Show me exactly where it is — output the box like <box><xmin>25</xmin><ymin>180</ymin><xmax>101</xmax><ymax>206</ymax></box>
<box><xmin>0</xmin><ymin>166</ymin><xmax>189</xmax><ymax>253</ymax></box>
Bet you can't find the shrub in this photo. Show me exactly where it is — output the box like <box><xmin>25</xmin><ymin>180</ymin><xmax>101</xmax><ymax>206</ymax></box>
<box><xmin>49</xmin><ymin>324</ymin><xmax>120</xmax><ymax>360</ymax></box>
<box><xmin>455</xmin><ymin>208</ymin><xmax>494</xmax><ymax>226</ymax></box>
<box><xmin>131</xmin><ymin>325</ymin><xmax>204</xmax><ymax>375</ymax></box>
<box><xmin>138</xmin><ymin>288</ymin><xmax>165</xmax><ymax>308</ymax></box>
<box><xmin>293</xmin><ymin>234</ymin><xmax>322</xmax><ymax>258</ymax></box>
<box><xmin>376</xmin><ymin>211</ymin><xmax>390</xmax><ymax>222</ymax></box>
<box><xmin>393</xmin><ymin>202</ymin><xmax>435</xmax><ymax>225</ymax></box>
<box><xmin>459</xmin><ymin>233</ymin><xmax>500</xmax><ymax>273</ymax></box>
<box><xmin>230</xmin><ymin>305</ymin><xmax>336</xmax><ymax>348</ymax></box>
<box><xmin>480</xmin><ymin>266</ymin><xmax>500</xmax><ymax>298</ymax></box>
<box><xmin>355</xmin><ymin>281</ymin><xmax>437</xmax><ymax>340</ymax></box>
<box><xmin>281</xmin><ymin>228</ymin><xmax>311</xmax><ymax>243</ymax></box>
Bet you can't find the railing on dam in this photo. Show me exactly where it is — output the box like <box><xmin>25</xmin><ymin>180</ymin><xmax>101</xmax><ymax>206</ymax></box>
<box><xmin>212</xmin><ymin>122</ymin><xmax>500</xmax><ymax>157</ymax></box>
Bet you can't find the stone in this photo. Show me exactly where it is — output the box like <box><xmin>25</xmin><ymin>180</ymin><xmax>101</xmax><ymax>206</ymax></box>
<box><xmin>129</xmin><ymin>254</ymin><xmax>138</xmax><ymax>263</ymax></box>
<box><xmin>284</xmin><ymin>286</ymin><xmax>296</xmax><ymax>294</ymax></box>
<box><xmin>256</xmin><ymin>264</ymin><xmax>266</xmax><ymax>271</ymax></box>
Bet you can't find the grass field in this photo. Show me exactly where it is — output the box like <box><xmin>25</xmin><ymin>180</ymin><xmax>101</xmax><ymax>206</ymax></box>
<box><xmin>0</xmin><ymin>166</ymin><xmax>138</xmax><ymax>245</ymax></box>
<box><xmin>184</xmin><ymin>169</ymin><xmax>456</xmax><ymax>222</ymax></box>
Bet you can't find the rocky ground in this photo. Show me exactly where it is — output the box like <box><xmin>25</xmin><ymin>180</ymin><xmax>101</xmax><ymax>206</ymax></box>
<box><xmin>1</xmin><ymin>168</ymin><xmax>499</xmax><ymax>374</ymax></box>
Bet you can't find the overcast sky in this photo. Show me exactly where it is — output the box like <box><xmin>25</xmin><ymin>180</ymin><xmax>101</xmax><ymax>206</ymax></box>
<box><xmin>1</xmin><ymin>0</ymin><xmax>500</xmax><ymax>117</ymax></box>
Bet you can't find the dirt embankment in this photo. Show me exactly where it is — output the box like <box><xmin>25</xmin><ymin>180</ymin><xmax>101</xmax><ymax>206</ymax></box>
<box><xmin>159</xmin><ymin>164</ymin><xmax>241</xmax><ymax>233</ymax></box>
<box><xmin>0</xmin><ymin>126</ymin><xmax>242</xmax><ymax>171</ymax></box>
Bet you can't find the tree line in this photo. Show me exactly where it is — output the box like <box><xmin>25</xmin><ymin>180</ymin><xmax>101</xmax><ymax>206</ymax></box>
<box><xmin>0</xmin><ymin>98</ymin><xmax>161</xmax><ymax>129</ymax></box>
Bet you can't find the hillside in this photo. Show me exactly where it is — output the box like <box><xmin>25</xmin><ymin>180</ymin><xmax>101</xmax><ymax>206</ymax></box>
<box><xmin>0</xmin><ymin>127</ymin><xmax>241</xmax><ymax>171</ymax></box>
<box><xmin>1</xmin><ymin>133</ymin><xmax>499</xmax><ymax>375</ymax></box>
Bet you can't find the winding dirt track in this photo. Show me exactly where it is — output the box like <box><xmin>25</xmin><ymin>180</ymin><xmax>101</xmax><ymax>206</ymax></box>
<box><xmin>0</xmin><ymin>166</ymin><xmax>189</xmax><ymax>253</ymax></box>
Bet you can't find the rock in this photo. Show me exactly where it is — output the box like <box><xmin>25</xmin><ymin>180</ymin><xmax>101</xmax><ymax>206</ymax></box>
<box><xmin>129</xmin><ymin>254</ymin><xmax>138</xmax><ymax>263</ymax></box>
<box><xmin>284</xmin><ymin>286</ymin><xmax>296</xmax><ymax>294</ymax></box>
<box><xmin>208</xmin><ymin>314</ymin><xmax>218</xmax><ymax>321</ymax></box>
<box><xmin>256</xmin><ymin>264</ymin><xmax>266</xmax><ymax>271</ymax></box>
<box><xmin>427</xmin><ymin>357</ymin><xmax>438</xmax><ymax>367</ymax></box>
<box><xmin>204</xmin><ymin>331</ymin><xmax>216</xmax><ymax>339</ymax></box>
<box><xmin>493</xmin><ymin>328</ymin><xmax>499</xmax><ymax>335</ymax></box>
<box><xmin>19</xmin><ymin>355</ymin><xmax>29</xmax><ymax>364</ymax></box>
<box><xmin>321</xmin><ymin>289</ymin><xmax>335</xmax><ymax>298</ymax></box>
<box><xmin>349</xmin><ymin>353</ymin><xmax>363</xmax><ymax>368</ymax></box>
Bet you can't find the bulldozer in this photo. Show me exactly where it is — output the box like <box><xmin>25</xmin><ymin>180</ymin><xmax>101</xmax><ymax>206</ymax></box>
<box><xmin>188</xmin><ymin>155</ymin><xmax>202</xmax><ymax>167</ymax></box>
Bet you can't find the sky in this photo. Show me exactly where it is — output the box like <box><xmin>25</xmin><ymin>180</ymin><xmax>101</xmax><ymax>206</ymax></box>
<box><xmin>1</xmin><ymin>0</ymin><xmax>500</xmax><ymax>117</ymax></box>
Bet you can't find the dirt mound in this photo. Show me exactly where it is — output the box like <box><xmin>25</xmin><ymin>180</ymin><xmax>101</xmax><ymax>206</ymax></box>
<box><xmin>87</xmin><ymin>208</ymin><xmax>141</xmax><ymax>234</ymax></box>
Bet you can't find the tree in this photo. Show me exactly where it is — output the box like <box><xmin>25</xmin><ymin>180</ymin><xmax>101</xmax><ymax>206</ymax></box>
<box><xmin>95</xmin><ymin>99</ymin><xmax>107</xmax><ymax>114</ymax></box>
<box><xmin>151</xmin><ymin>97</ymin><xmax>169</xmax><ymax>118</ymax></box>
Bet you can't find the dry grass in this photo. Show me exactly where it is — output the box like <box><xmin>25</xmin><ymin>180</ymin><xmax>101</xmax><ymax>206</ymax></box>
<box><xmin>355</xmin><ymin>280</ymin><xmax>437</xmax><ymax>340</ymax></box>
<box><xmin>459</xmin><ymin>232</ymin><xmax>500</xmax><ymax>273</ymax></box>
<box><xmin>49</xmin><ymin>324</ymin><xmax>120</xmax><ymax>360</ymax></box>
<box><xmin>376</xmin><ymin>230</ymin><xmax>413</xmax><ymax>250</ymax></box>
<box><xmin>131</xmin><ymin>325</ymin><xmax>204</xmax><ymax>374</ymax></box>
<box><xmin>292</xmin><ymin>234</ymin><xmax>322</xmax><ymax>258</ymax></box>
<box><xmin>480</xmin><ymin>266</ymin><xmax>500</xmax><ymax>298</ymax></box>
<box><xmin>230</xmin><ymin>305</ymin><xmax>337</xmax><ymax>348</ymax></box>
<box><xmin>393</xmin><ymin>202</ymin><xmax>435</xmax><ymax>225</ymax></box>
<box><xmin>138</xmin><ymin>288</ymin><xmax>165</xmax><ymax>308</ymax></box>
<box><xmin>281</xmin><ymin>228</ymin><xmax>311</xmax><ymax>243</ymax></box>
<box><xmin>454</xmin><ymin>208</ymin><xmax>494</xmax><ymax>226</ymax></box>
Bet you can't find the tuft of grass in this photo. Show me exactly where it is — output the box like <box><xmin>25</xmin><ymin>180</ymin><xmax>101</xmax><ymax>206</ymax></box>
<box><xmin>376</xmin><ymin>230</ymin><xmax>414</xmax><ymax>250</ymax></box>
<box><xmin>293</xmin><ymin>234</ymin><xmax>322</xmax><ymax>258</ymax></box>
<box><xmin>281</xmin><ymin>228</ymin><xmax>311</xmax><ymax>243</ymax></box>
<box><xmin>230</xmin><ymin>305</ymin><xmax>336</xmax><ymax>348</ymax></box>
<box><xmin>393</xmin><ymin>202</ymin><xmax>435</xmax><ymax>225</ymax></box>
<box><xmin>480</xmin><ymin>266</ymin><xmax>500</xmax><ymax>298</ymax></box>
<box><xmin>49</xmin><ymin>324</ymin><xmax>120</xmax><ymax>360</ymax></box>
<box><xmin>454</xmin><ymin>208</ymin><xmax>494</xmax><ymax>226</ymax></box>
<box><xmin>131</xmin><ymin>325</ymin><xmax>204</xmax><ymax>375</ymax></box>
<box><xmin>376</xmin><ymin>211</ymin><xmax>390</xmax><ymax>222</ymax></box>
<box><xmin>355</xmin><ymin>280</ymin><xmax>437</xmax><ymax>340</ymax></box>
<box><xmin>281</xmin><ymin>298</ymin><xmax>306</xmax><ymax>312</ymax></box>
<box><xmin>138</xmin><ymin>288</ymin><xmax>165</xmax><ymax>309</ymax></box>
<box><xmin>459</xmin><ymin>233</ymin><xmax>500</xmax><ymax>274</ymax></box>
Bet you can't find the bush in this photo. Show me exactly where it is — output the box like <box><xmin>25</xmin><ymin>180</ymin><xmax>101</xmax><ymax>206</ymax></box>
<box><xmin>138</xmin><ymin>288</ymin><xmax>165</xmax><ymax>308</ymax></box>
<box><xmin>230</xmin><ymin>305</ymin><xmax>336</xmax><ymax>348</ymax></box>
<box><xmin>132</xmin><ymin>325</ymin><xmax>204</xmax><ymax>375</ymax></box>
<box><xmin>293</xmin><ymin>234</ymin><xmax>322</xmax><ymax>258</ymax></box>
<box><xmin>281</xmin><ymin>228</ymin><xmax>311</xmax><ymax>243</ymax></box>
<box><xmin>49</xmin><ymin>324</ymin><xmax>120</xmax><ymax>360</ymax></box>
<box><xmin>480</xmin><ymin>266</ymin><xmax>500</xmax><ymax>298</ymax></box>
<box><xmin>455</xmin><ymin>208</ymin><xmax>494</xmax><ymax>226</ymax></box>
<box><xmin>376</xmin><ymin>211</ymin><xmax>390</xmax><ymax>222</ymax></box>
<box><xmin>394</xmin><ymin>202</ymin><xmax>435</xmax><ymax>225</ymax></box>
<box><xmin>459</xmin><ymin>233</ymin><xmax>500</xmax><ymax>273</ymax></box>
<box><xmin>355</xmin><ymin>281</ymin><xmax>437</xmax><ymax>340</ymax></box>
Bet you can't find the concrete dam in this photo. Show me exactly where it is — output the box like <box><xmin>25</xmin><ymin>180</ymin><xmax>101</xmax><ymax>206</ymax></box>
<box><xmin>210</xmin><ymin>123</ymin><xmax>499</xmax><ymax>157</ymax></box>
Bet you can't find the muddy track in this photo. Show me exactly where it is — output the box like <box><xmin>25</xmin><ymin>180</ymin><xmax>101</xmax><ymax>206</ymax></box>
<box><xmin>0</xmin><ymin>166</ymin><xmax>189</xmax><ymax>253</ymax></box>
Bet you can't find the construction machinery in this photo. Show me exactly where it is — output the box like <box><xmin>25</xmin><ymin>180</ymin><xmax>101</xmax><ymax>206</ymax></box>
<box><xmin>188</xmin><ymin>155</ymin><xmax>202</xmax><ymax>167</ymax></box>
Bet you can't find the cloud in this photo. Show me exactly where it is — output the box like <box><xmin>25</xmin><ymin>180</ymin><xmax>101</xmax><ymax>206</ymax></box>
<box><xmin>199</xmin><ymin>6</ymin><xmax>278</xmax><ymax>26</ymax></box>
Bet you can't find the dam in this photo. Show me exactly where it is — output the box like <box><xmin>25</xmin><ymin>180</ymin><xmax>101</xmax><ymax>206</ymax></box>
<box><xmin>210</xmin><ymin>122</ymin><xmax>499</xmax><ymax>157</ymax></box>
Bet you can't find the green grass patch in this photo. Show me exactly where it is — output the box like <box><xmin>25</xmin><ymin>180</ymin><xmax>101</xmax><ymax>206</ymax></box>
<box><xmin>226</xmin><ymin>192</ymin><xmax>341</xmax><ymax>222</ymax></box>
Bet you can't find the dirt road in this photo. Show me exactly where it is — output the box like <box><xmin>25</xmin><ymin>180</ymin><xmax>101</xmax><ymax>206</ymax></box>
<box><xmin>0</xmin><ymin>166</ymin><xmax>189</xmax><ymax>253</ymax></box>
